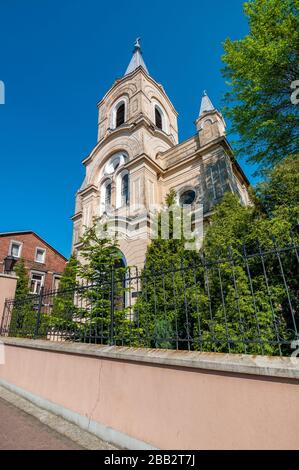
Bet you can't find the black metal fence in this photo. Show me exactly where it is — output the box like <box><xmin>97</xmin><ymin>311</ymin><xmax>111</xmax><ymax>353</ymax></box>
<box><xmin>1</xmin><ymin>238</ymin><xmax>298</xmax><ymax>356</ymax></box>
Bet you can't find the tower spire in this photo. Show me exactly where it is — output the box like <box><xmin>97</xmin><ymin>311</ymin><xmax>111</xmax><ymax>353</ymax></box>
<box><xmin>196</xmin><ymin>90</ymin><xmax>226</xmax><ymax>145</ymax></box>
<box><xmin>124</xmin><ymin>38</ymin><xmax>149</xmax><ymax>76</ymax></box>
<box><xmin>199</xmin><ymin>90</ymin><xmax>215</xmax><ymax>116</ymax></box>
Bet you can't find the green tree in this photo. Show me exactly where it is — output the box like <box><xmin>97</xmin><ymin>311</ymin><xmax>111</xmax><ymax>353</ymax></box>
<box><xmin>254</xmin><ymin>155</ymin><xmax>299</xmax><ymax>225</ymax></box>
<box><xmin>48</xmin><ymin>255</ymin><xmax>79</xmax><ymax>334</ymax></box>
<box><xmin>222</xmin><ymin>0</ymin><xmax>299</xmax><ymax>170</ymax></box>
<box><xmin>14</xmin><ymin>258</ymin><xmax>30</xmax><ymax>298</ymax></box>
<box><xmin>75</xmin><ymin>222</ymin><xmax>135</xmax><ymax>345</ymax></box>
<box><xmin>203</xmin><ymin>192</ymin><xmax>292</xmax><ymax>355</ymax></box>
<box><xmin>9</xmin><ymin>259</ymin><xmax>35</xmax><ymax>337</ymax></box>
<box><xmin>135</xmin><ymin>191</ymin><xmax>201</xmax><ymax>349</ymax></box>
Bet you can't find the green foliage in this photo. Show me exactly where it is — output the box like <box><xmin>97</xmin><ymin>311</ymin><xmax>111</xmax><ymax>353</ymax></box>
<box><xmin>14</xmin><ymin>258</ymin><xmax>30</xmax><ymax>299</ymax></box>
<box><xmin>50</xmin><ymin>255</ymin><xmax>79</xmax><ymax>328</ymax></box>
<box><xmin>254</xmin><ymin>155</ymin><xmax>299</xmax><ymax>224</ymax></box>
<box><xmin>201</xmin><ymin>176</ymin><xmax>298</xmax><ymax>354</ymax></box>
<box><xmin>55</xmin><ymin>255</ymin><xmax>78</xmax><ymax>292</ymax></box>
<box><xmin>222</xmin><ymin>0</ymin><xmax>299</xmax><ymax>170</ymax></box>
<box><xmin>136</xmin><ymin>156</ymin><xmax>299</xmax><ymax>355</ymax></box>
<box><xmin>204</xmin><ymin>192</ymin><xmax>254</xmax><ymax>256</ymax></box>
<box><xmin>73</xmin><ymin>223</ymin><xmax>137</xmax><ymax>344</ymax></box>
<box><xmin>135</xmin><ymin>192</ymin><xmax>198</xmax><ymax>349</ymax></box>
<box><xmin>9</xmin><ymin>259</ymin><xmax>36</xmax><ymax>338</ymax></box>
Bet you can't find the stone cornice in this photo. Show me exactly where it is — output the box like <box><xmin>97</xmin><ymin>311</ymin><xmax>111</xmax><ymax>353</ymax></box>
<box><xmin>2</xmin><ymin>337</ymin><xmax>298</xmax><ymax>380</ymax></box>
<box><xmin>77</xmin><ymin>184</ymin><xmax>99</xmax><ymax>197</ymax></box>
<box><xmin>125</xmin><ymin>153</ymin><xmax>164</xmax><ymax>175</ymax></box>
<box><xmin>82</xmin><ymin>117</ymin><xmax>175</xmax><ymax>166</ymax></box>
<box><xmin>158</xmin><ymin>135</ymin><xmax>250</xmax><ymax>186</ymax></box>
<box><xmin>71</xmin><ymin>211</ymin><xmax>83</xmax><ymax>222</ymax></box>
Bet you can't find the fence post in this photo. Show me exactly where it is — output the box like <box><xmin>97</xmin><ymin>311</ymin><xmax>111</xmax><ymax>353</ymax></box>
<box><xmin>34</xmin><ymin>287</ymin><xmax>44</xmax><ymax>338</ymax></box>
<box><xmin>0</xmin><ymin>299</ymin><xmax>8</xmax><ymax>335</ymax></box>
<box><xmin>110</xmin><ymin>266</ymin><xmax>115</xmax><ymax>345</ymax></box>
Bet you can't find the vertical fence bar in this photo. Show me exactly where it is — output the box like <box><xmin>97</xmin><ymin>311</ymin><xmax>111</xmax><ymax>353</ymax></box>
<box><xmin>272</xmin><ymin>236</ymin><xmax>298</xmax><ymax>339</ymax></box>
<box><xmin>257</xmin><ymin>241</ymin><xmax>282</xmax><ymax>355</ymax></box>
<box><xmin>201</xmin><ymin>253</ymin><xmax>217</xmax><ymax>353</ymax></box>
<box><xmin>0</xmin><ymin>299</ymin><xmax>9</xmax><ymax>335</ymax></box>
<box><xmin>228</xmin><ymin>246</ymin><xmax>247</xmax><ymax>354</ymax></box>
<box><xmin>181</xmin><ymin>259</ymin><xmax>191</xmax><ymax>351</ymax></box>
<box><xmin>34</xmin><ymin>287</ymin><xmax>44</xmax><ymax>338</ymax></box>
<box><xmin>242</xmin><ymin>244</ymin><xmax>264</xmax><ymax>355</ymax></box>
<box><xmin>110</xmin><ymin>266</ymin><xmax>115</xmax><ymax>345</ymax></box>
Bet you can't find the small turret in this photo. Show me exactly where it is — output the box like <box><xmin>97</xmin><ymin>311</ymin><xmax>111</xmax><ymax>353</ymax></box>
<box><xmin>195</xmin><ymin>91</ymin><xmax>226</xmax><ymax>147</ymax></box>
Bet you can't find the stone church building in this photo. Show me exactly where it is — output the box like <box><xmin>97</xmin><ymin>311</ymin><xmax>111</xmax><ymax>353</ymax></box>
<box><xmin>72</xmin><ymin>40</ymin><xmax>249</xmax><ymax>268</ymax></box>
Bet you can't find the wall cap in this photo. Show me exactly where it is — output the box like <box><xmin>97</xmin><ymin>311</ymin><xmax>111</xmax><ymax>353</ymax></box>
<box><xmin>0</xmin><ymin>274</ymin><xmax>18</xmax><ymax>280</ymax></box>
<box><xmin>1</xmin><ymin>337</ymin><xmax>299</xmax><ymax>380</ymax></box>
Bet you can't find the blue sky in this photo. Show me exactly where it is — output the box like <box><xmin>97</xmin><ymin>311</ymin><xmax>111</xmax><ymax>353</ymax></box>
<box><xmin>0</xmin><ymin>0</ymin><xmax>255</xmax><ymax>258</ymax></box>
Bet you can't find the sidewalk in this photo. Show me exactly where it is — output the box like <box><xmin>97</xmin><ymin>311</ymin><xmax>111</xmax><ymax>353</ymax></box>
<box><xmin>0</xmin><ymin>397</ymin><xmax>82</xmax><ymax>450</ymax></box>
<box><xmin>0</xmin><ymin>385</ymin><xmax>117</xmax><ymax>450</ymax></box>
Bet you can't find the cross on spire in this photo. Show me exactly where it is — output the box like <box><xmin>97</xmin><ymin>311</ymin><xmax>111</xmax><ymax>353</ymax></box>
<box><xmin>124</xmin><ymin>38</ymin><xmax>149</xmax><ymax>76</ymax></box>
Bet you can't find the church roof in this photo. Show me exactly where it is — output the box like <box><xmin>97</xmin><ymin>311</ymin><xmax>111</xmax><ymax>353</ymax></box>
<box><xmin>125</xmin><ymin>38</ymin><xmax>149</xmax><ymax>76</ymax></box>
<box><xmin>199</xmin><ymin>90</ymin><xmax>215</xmax><ymax>116</ymax></box>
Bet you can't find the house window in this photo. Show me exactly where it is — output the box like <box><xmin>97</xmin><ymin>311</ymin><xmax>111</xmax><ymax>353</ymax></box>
<box><xmin>9</xmin><ymin>241</ymin><xmax>22</xmax><ymax>258</ymax></box>
<box><xmin>155</xmin><ymin>107</ymin><xmax>163</xmax><ymax>130</ymax></box>
<box><xmin>53</xmin><ymin>276</ymin><xmax>61</xmax><ymax>292</ymax></box>
<box><xmin>30</xmin><ymin>273</ymin><xmax>44</xmax><ymax>294</ymax></box>
<box><xmin>35</xmin><ymin>247</ymin><xmax>46</xmax><ymax>263</ymax></box>
<box><xmin>116</xmin><ymin>103</ymin><xmax>125</xmax><ymax>127</ymax></box>
<box><xmin>121</xmin><ymin>173</ymin><xmax>129</xmax><ymax>205</ymax></box>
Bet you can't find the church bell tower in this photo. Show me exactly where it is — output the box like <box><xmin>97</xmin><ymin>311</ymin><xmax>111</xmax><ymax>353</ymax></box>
<box><xmin>72</xmin><ymin>40</ymin><xmax>250</xmax><ymax>268</ymax></box>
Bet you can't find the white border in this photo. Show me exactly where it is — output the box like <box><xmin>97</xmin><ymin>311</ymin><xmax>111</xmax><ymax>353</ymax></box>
<box><xmin>8</xmin><ymin>240</ymin><xmax>23</xmax><ymax>258</ymax></box>
<box><xmin>35</xmin><ymin>246</ymin><xmax>46</xmax><ymax>263</ymax></box>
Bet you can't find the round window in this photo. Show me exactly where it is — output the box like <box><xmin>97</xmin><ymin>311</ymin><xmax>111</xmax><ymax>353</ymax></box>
<box><xmin>104</xmin><ymin>152</ymin><xmax>127</xmax><ymax>175</ymax></box>
<box><xmin>111</xmin><ymin>157</ymin><xmax>120</xmax><ymax>171</ymax></box>
<box><xmin>179</xmin><ymin>190</ymin><xmax>196</xmax><ymax>206</ymax></box>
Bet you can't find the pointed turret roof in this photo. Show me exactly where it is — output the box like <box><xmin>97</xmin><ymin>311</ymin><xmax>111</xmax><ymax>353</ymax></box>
<box><xmin>125</xmin><ymin>38</ymin><xmax>149</xmax><ymax>76</ymax></box>
<box><xmin>199</xmin><ymin>90</ymin><xmax>215</xmax><ymax>116</ymax></box>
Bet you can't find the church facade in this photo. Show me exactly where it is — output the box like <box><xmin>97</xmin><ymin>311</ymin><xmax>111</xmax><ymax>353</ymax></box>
<box><xmin>72</xmin><ymin>40</ymin><xmax>250</xmax><ymax>268</ymax></box>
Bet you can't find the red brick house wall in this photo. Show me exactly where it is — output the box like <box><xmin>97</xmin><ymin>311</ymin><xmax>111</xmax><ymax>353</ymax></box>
<box><xmin>0</xmin><ymin>232</ymin><xmax>67</xmax><ymax>292</ymax></box>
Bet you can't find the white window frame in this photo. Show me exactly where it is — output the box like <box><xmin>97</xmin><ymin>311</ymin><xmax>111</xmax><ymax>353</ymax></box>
<box><xmin>100</xmin><ymin>179</ymin><xmax>113</xmax><ymax>215</ymax></box>
<box><xmin>9</xmin><ymin>240</ymin><xmax>22</xmax><ymax>258</ymax></box>
<box><xmin>35</xmin><ymin>247</ymin><xmax>46</xmax><ymax>264</ymax></box>
<box><xmin>152</xmin><ymin>100</ymin><xmax>168</xmax><ymax>133</ymax></box>
<box><xmin>103</xmin><ymin>152</ymin><xmax>127</xmax><ymax>176</ymax></box>
<box><xmin>110</xmin><ymin>97</ymin><xmax>128</xmax><ymax>129</ymax></box>
<box><xmin>29</xmin><ymin>271</ymin><xmax>45</xmax><ymax>294</ymax></box>
<box><xmin>116</xmin><ymin>170</ymin><xmax>130</xmax><ymax>208</ymax></box>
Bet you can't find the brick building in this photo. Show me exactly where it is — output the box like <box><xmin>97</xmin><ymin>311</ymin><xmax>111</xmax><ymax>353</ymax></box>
<box><xmin>0</xmin><ymin>231</ymin><xmax>67</xmax><ymax>293</ymax></box>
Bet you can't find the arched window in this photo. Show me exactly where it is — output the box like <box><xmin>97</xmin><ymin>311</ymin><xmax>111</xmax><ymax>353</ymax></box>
<box><xmin>121</xmin><ymin>173</ymin><xmax>129</xmax><ymax>205</ymax></box>
<box><xmin>155</xmin><ymin>107</ymin><xmax>163</xmax><ymax>130</ymax></box>
<box><xmin>104</xmin><ymin>152</ymin><xmax>127</xmax><ymax>176</ymax></box>
<box><xmin>116</xmin><ymin>103</ymin><xmax>125</xmax><ymax>127</ymax></box>
<box><xmin>105</xmin><ymin>183</ymin><xmax>112</xmax><ymax>210</ymax></box>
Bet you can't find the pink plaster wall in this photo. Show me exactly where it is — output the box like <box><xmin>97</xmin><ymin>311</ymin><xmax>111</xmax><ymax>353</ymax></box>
<box><xmin>0</xmin><ymin>275</ymin><xmax>17</xmax><ymax>327</ymax></box>
<box><xmin>0</xmin><ymin>343</ymin><xmax>298</xmax><ymax>449</ymax></box>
